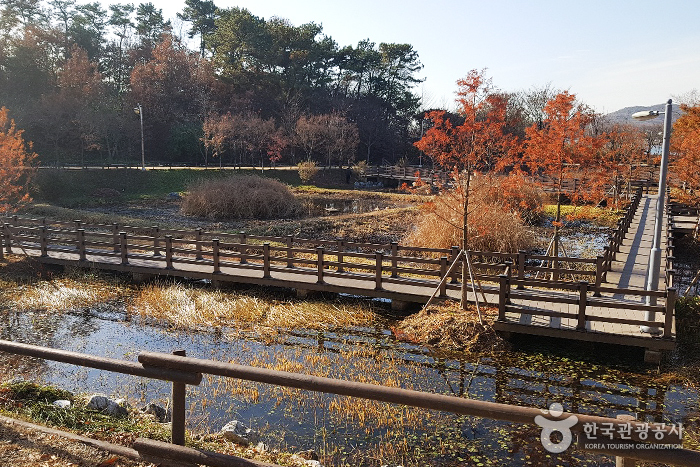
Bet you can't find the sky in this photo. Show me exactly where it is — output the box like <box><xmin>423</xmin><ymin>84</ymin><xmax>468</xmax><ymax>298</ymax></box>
<box><xmin>98</xmin><ymin>0</ymin><xmax>700</xmax><ymax>113</ymax></box>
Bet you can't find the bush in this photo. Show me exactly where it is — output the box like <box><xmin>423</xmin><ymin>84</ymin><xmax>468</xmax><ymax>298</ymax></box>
<box><xmin>404</xmin><ymin>175</ymin><xmax>536</xmax><ymax>253</ymax></box>
<box><xmin>475</xmin><ymin>173</ymin><xmax>544</xmax><ymax>224</ymax></box>
<box><xmin>297</xmin><ymin>160</ymin><xmax>320</xmax><ymax>184</ymax></box>
<box><xmin>181</xmin><ymin>175</ymin><xmax>301</xmax><ymax>219</ymax></box>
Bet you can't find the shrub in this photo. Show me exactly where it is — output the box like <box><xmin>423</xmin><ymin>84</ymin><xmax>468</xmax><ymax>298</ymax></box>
<box><xmin>404</xmin><ymin>175</ymin><xmax>536</xmax><ymax>252</ymax></box>
<box><xmin>297</xmin><ymin>160</ymin><xmax>320</xmax><ymax>184</ymax></box>
<box><xmin>475</xmin><ymin>173</ymin><xmax>544</xmax><ymax>224</ymax></box>
<box><xmin>352</xmin><ymin>161</ymin><xmax>368</xmax><ymax>179</ymax></box>
<box><xmin>181</xmin><ymin>175</ymin><xmax>300</xmax><ymax>219</ymax></box>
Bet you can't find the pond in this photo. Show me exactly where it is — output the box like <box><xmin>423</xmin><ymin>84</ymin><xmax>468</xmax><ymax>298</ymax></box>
<box><xmin>1</xmin><ymin>303</ymin><xmax>697</xmax><ymax>467</ymax></box>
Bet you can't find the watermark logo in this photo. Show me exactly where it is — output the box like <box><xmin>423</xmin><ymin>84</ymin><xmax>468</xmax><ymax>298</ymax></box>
<box><xmin>535</xmin><ymin>403</ymin><xmax>579</xmax><ymax>453</ymax></box>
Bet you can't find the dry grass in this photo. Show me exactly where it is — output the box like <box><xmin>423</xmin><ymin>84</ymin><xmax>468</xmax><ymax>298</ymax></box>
<box><xmin>2</xmin><ymin>265</ymin><xmax>127</xmax><ymax>313</ymax></box>
<box><xmin>181</xmin><ymin>175</ymin><xmax>301</xmax><ymax>220</ymax></box>
<box><xmin>405</xmin><ymin>186</ymin><xmax>535</xmax><ymax>253</ymax></box>
<box><xmin>394</xmin><ymin>301</ymin><xmax>507</xmax><ymax>353</ymax></box>
<box><xmin>133</xmin><ymin>283</ymin><xmax>378</xmax><ymax>330</ymax></box>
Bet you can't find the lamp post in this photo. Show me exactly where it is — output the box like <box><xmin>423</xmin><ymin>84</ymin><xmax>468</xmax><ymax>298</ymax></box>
<box><xmin>134</xmin><ymin>103</ymin><xmax>145</xmax><ymax>171</ymax></box>
<box><xmin>632</xmin><ymin>99</ymin><xmax>673</xmax><ymax>334</ymax></box>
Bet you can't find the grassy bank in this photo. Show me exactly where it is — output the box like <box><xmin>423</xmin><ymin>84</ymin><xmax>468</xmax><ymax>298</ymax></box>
<box><xmin>31</xmin><ymin>167</ymin><xmax>361</xmax><ymax>208</ymax></box>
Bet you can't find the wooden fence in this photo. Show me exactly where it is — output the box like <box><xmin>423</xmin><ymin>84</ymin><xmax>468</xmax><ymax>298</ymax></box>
<box><xmin>0</xmin><ymin>339</ymin><xmax>694</xmax><ymax>466</ymax></box>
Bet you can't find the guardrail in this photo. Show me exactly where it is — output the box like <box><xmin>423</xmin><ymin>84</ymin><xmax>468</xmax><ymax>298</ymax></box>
<box><xmin>0</xmin><ymin>339</ymin><xmax>695</xmax><ymax>466</ymax></box>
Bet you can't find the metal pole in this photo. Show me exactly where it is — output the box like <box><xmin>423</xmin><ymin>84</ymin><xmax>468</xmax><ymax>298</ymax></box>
<box><xmin>642</xmin><ymin>99</ymin><xmax>672</xmax><ymax>334</ymax></box>
<box><xmin>138</xmin><ymin>104</ymin><xmax>145</xmax><ymax>171</ymax></box>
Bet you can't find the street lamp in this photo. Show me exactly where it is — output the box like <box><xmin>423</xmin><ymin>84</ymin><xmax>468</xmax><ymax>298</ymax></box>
<box><xmin>632</xmin><ymin>99</ymin><xmax>673</xmax><ymax>334</ymax></box>
<box><xmin>134</xmin><ymin>103</ymin><xmax>145</xmax><ymax>171</ymax></box>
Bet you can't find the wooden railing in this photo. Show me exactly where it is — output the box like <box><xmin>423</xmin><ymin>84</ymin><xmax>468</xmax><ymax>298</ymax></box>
<box><xmin>497</xmin><ymin>274</ymin><xmax>676</xmax><ymax>339</ymax></box>
<box><xmin>1</xmin><ymin>215</ymin><xmax>620</xmax><ymax>297</ymax></box>
<box><xmin>0</xmin><ymin>339</ymin><xmax>694</xmax><ymax>466</ymax></box>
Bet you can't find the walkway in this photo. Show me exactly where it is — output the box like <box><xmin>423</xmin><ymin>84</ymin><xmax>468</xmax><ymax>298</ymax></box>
<box><xmin>494</xmin><ymin>193</ymin><xmax>674</xmax><ymax>352</ymax></box>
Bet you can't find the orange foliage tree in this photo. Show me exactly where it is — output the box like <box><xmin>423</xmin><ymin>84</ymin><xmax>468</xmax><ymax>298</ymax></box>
<box><xmin>522</xmin><ymin>91</ymin><xmax>601</xmax><ymax>258</ymax></box>
<box><xmin>0</xmin><ymin>107</ymin><xmax>37</xmax><ymax>212</ymax></box>
<box><xmin>414</xmin><ymin>69</ymin><xmax>519</xmax><ymax>307</ymax></box>
<box><xmin>672</xmin><ymin>104</ymin><xmax>700</xmax><ymax>204</ymax></box>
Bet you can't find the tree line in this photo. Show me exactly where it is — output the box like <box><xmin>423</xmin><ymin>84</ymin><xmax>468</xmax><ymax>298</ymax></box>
<box><xmin>0</xmin><ymin>0</ymin><xmax>424</xmax><ymax>167</ymax></box>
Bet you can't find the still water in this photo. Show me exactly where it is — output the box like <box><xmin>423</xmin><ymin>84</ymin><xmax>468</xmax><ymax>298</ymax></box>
<box><xmin>1</xmin><ymin>304</ymin><xmax>697</xmax><ymax>467</ymax></box>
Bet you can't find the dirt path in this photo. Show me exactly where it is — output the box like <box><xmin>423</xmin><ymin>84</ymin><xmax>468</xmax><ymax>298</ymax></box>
<box><xmin>0</xmin><ymin>417</ymin><xmax>151</xmax><ymax>467</ymax></box>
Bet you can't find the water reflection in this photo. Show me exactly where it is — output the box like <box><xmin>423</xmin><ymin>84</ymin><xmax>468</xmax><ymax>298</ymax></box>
<box><xmin>0</xmin><ymin>306</ymin><xmax>696</xmax><ymax>466</ymax></box>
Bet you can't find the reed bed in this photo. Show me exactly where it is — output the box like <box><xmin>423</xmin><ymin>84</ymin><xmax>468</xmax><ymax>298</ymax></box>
<box><xmin>133</xmin><ymin>283</ymin><xmax>378</xmax><ymax>330</ymax></box>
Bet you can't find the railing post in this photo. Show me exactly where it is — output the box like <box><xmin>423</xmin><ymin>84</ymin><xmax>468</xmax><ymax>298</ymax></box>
<box><xmin>73</xmin><ymin>220</ymin><xmax>81</xmax><ymax>249</ymax></box>
<box><xmin>112</xmin><ymin>223</ymin><xmax>119</xmax><ymax>253</ymax></box>
<box><xmin>375</xmin><ymin>251</ymin><xmax>383</xmax><ymax>290</ymax></box>
<box><xmin>171</xmin><ymin>349</ymin><xmax>187</xmax><ymax>446</ymax></box>
<box><xmin>40</xmin><ymin>226</ymin><xmax>48</xmax><ymax>257</ymax></box>
<box><xmin>450</xmin><ymin>246</ymin><xmax>460</xmax><ymax>283</ymax></box>
<box><xmin>263</xmin><ymin>243</ymin><xmax>271</xmax><ymax>278</ymax></box>
<box><xmin>615</xmin><ymin>414</ymin><xmax>637</xmax><ymax>467</ymax></box>
<box><xmin>4</xmin><ymin>224</ymin><xmax>11</xmax><ymax>254</ymax></box>
<box><xmin>577</xmin><ymin>281</ymin><xmax>588</xmax><ymax>331</ymax></box>
<box><xmin>664</xmin><ymin>288</ymin><xmax>676</xmax><ymax>338</ymax></box>
<box><xmin>212</xmin><ymin>239</ymin><xmax>220</xmax><ymax>274</ymax></box>
<box><xmin>391</xmin><ymin>241</ymin><xmax>399</xmax><ymax>278</ymax></box>
<box><xmin>667</xmin><ymin>269</ymin><xmax>675</xmax><ymax>289</ymax></box>
<box><xmin>120</xmin><ymin>232</ymin><xmax>128</xmax><ymax>265</ymax></box>
<box><xmin>316</xmin><ymin>247</ymin><xmax>324</xmax><ymax>283</ymax></box>
<box><xmin>336</xmin><ymin>239</ymin><xmax>344</xmax><ymax>273</ymax></box>
<box><xmin>594</xmin><ymin>256</ymin><xmax>604</xmax><ymax>296</ymax></box>
<box><xmin>517</xmin><ymin>250</ymin><xmax>526</xmax><ymax>289</ymax></box>
<box><xmin>286</xmin><ymin>235</ymin><xmax>294</xmax><ymax>268</ymax></box>
<box><xmin>152</xmin><ymin>226</ymin><xmax>161</xmax><ymax>256</ymax></box>
<box><xmin>498</xmin><ymin>274</ymin><xmax>508</xmax><ymax>321</ymax></box>
<box><xmin>165</xmin><ymin>235</ymin><xmax>173</xmax><ymax>269</ymax></box>
<box><xmin>78</xmin><ymin>229</ymin><xmax>86</xmax><ymax>261</ymax></box>
<box><xmin>0</xmin><ymin>226</ymin><xmax>4</xmax><ymax>260</ymax></box>
<box><xmin>239</xmin><ymin>232</ymin><xmax>247</xmax><ymax>264</ymax></box>
<box><xmin>439</xmin><ymin>256</ymin><xmax>447</xmax><ymax>297</ymax></box>
<box><xmin>195</xmin><ymin>228</ymin><xmax>203</xmax><ymax>260</ymax></box>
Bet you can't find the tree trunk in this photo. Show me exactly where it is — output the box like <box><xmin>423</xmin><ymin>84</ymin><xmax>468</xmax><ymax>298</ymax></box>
<box><xmin>461</xmin><ymin>172</ymin><xmax>471</xmax><ymax>310</ymax></box>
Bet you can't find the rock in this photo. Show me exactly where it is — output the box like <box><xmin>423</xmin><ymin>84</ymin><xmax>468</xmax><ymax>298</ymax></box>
<box><xmin>221</xmin><ymin>420</ymin><xmax>259</xmax><ymax>446</ymax></box>
<box><xmin>52</xmin><ymin>400</ymin><xmax>71</xmax><ymax>409</ymax></box>
<box><xmin>297</xmin><ymin>450</ymin><xmax>319</xmax><ymax>461</ymax></box>
<box><xmin>86</xmin><ymin>395</ymin><xmax>128</xmax><ymax>418</ymax></box>
<box><xmin>305</xmin><ymin>461</ymin><xmax>322</xmax><ymax>467</ymax></box>
<box><xmin>141</xmin><ymin>403</ymin><xmax>171</xmax><ymax>423</ymax></box>
<box><xmin>255</xmin><ymin>442</ymin><xmax>269</xmax><ymax>453</ymax></box>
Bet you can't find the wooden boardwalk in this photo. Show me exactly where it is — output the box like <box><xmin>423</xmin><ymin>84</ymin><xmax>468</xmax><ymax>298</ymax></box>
<box><xmin>0</xmin><ymin>188</ymin><xmax>676</xmax><ymax>355</ymax></box>
<box><xmin>494</xmin><ymin>193</ymin><xmax>676</xmax><ymax>353</ymax></box>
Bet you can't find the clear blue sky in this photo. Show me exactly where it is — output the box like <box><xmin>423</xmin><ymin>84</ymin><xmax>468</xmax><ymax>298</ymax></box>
<box><xmin>103</xmin><ymin>0</ymin><xmax>700</xmax><ymax>113</ymax></box>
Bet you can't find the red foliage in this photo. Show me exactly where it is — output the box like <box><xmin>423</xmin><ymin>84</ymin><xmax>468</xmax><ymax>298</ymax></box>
<box><xmin>0</xmin><ymin>108</ymin><xmax>37</xmax><ymax>212</ymax></box>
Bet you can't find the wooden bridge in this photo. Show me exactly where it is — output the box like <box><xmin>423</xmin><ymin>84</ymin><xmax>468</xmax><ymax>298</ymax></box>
<box><xmin>0</xmin><ymin>188</ymin><xmax>677</xmax><ymax>360</ymax></box>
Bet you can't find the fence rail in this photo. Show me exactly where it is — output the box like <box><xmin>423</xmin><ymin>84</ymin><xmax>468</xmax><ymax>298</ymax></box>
<box><xmin>0</xmin><ymin>339</ymin><xmax>695</xmax><ymax>466</ymax></box>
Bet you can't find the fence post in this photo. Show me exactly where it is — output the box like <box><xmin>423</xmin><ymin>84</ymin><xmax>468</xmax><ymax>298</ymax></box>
<box><xmin>667</xmin><ymin>269</ymin><xmax>675</xmax><ymax>289</ymax></box>
<box><xmin>73</xmin><ymin>220</ymin><xmax>81</xmax><ymax>249</ymax></box>
<box><xmin>263</xmin><ymin>243</ymin><xmax>271</xmax><ymax>279</ymax></box>
<box><xmin>577</xmin><ymin>281</ymin><xmax>588</xmax><ymax>331</ymax></box>
<box><xmin>286</xmin><ymin>236</ymin><xmax>294</xmax><ymax>268</ymax></box>
<box><xmin>664</xmin><ymin>288</ymin><xmax>676</xmax><ymax>338</ymax></box>
<box><xmin>165</xmin><ymin>235</ymin><xmax>173</xmax><ymax>269</ymax></box>
<box><xmin>336</xmin><ymin>240</ymin><xmax>344</xmax><ymax>273</ymax></box>
<box><xmin>152</xmin><ymin>226</ymin><xmax>161</xmax><ymax>256</ymax></box>
<box><xmin>375</xmin><ymin>251</ymin><xmax>383</xmax><ymax>290</ymax></box>
<box><xmin>40</xmin><ymin>226</ymin><xmax>48</xmax><ymax>257</ymax></box>
<box><xmin>498</xmin><ymin>274</ymin><xmax>508</xmax><ymax>321</ymax></box>
<box><xmin>120</xmin><ymin>232</ymin><xmax>128</xmax><ymax>265</ymax></box>
<box><xmin>391</xmin><ymin>241</ymin><xmax>399</xmax><ymax>278</ymax></box>
<box><xmin>450</xmin><ymin>246</ymin><xmax>460</xmax><ymax>283</ymax></box>
<box><xmin>614</xmin><ymin>414</ymin><xmax>637</xmax><ymax>467</ymax></box>
<box><xmin>3</xmin><ymin>224</ymin><xmax>11</xmax><ymax>255</ymax></box>
<box><xmin>594</xmin><ymin>256</ymin><xmax>604</xmax><ymax>296</ymax></box>
<box><xmin>78</xmin><ymin>229</ymin><xmax>86</xmax><ymax>262</ymax></box>
<box><xmin>171</xmin><ymin>349</ymin><xmax>187</xmax><ymax>446</ymax></box>
<box><xmin>439</xmin><ymin>256</ymin><xmax>448</xmax><ymax>297</ymax></box>
<box><xmin>0</xmin><ymin>226</ymin><xmax>4</xmax><ymax>260</ymax></box>
<box><xmin>112</xmin><ymin>223</ymin><xmax>119</xmax><ymax>253</ymax></box>
<box><xmin>517</xmin><ymin>250</ymin><xmax>526</xmax><ymax>289</ymax></box>
<box><xmin>239</xmin><ymin>232</ymin><xmax>247</xmax><ymax>264</ymax></box>
<box><xmin>195</xmin><ymin>228</ymin><xmax>203</xmax><ymax>260</ymax></box>
<box><xmin>316</xmin><ymin>247</ymin><xmax>324</xmax><ymax>283</ymax></box>
<box><xmin>212</xmin><ymin>239</ymin><xmax>220</xmax><ymax>274</ymax></box>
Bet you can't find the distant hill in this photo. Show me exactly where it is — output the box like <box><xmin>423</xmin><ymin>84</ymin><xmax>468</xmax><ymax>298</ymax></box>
<box><xmin>605</xmin><ymin>103</ymin><xmax>681</xmax><ymax>126</ymax></box>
